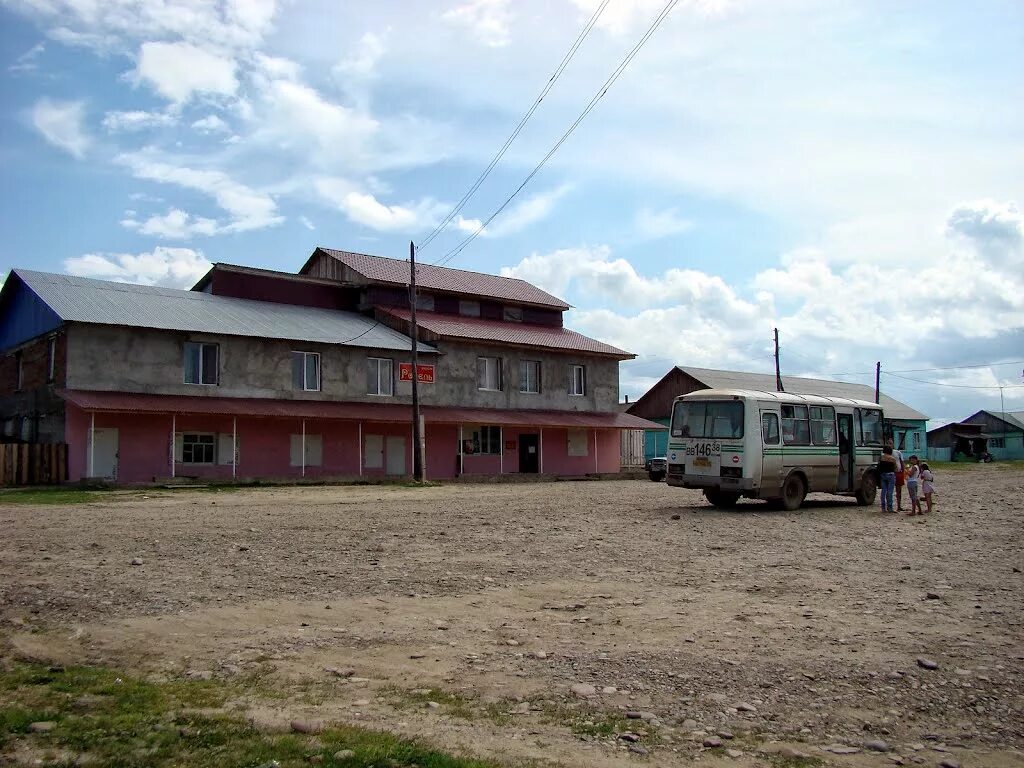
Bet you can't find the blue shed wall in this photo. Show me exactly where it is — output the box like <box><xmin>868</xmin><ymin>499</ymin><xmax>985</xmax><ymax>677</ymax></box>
<box><xmin>0</xmin><ymin>277</ymin><xmax>61</xmax><ymax>352</ymax></box>
<box><xmin>644</xmin><ymin>418</ymin><xmax>670</xmax><ymax>460</ymax></box>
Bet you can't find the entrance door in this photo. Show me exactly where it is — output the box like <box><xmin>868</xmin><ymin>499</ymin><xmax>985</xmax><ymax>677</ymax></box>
<box><xmin>519</xmin><ymin>434</ymin><xmax>539</xmax><ymax>473</ymax></box>
<box><xmin>90</xmin><ymin>428</ymin><xmax>119</xmax><ymax>479</ymax></box>
<box><xmin>385</xmin><ymin>436</ymin><xmax>406</xmax><ymax>475</ymax></box>
<box><xmin>837</xmin><ymin>414</ymin><xmax>855</xmax><ymax>492</ymax></box>
<box><xmin>759</xmin><ymin>411</ymin><xmax>781</xmax><ymax>494</ymax></box>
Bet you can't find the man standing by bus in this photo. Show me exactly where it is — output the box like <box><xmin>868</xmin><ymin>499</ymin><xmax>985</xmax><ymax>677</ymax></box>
<box><xmin>887</xmin><ymin>439</ymin><xmax>906</xmax><ymax>512</ymax></box>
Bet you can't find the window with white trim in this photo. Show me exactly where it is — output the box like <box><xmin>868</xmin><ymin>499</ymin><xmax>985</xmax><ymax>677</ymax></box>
<box><xmin>291</xmin><ymin>351</ymin><xmax>320</xmax><ymax>391</ymax></box>
<box><xmin>519</xmin><ymin>360</ymin><xmax>540</xmax><ymax>393</ymax></box>
<box><xmin>184</xmin><ymin>342</ymin><xmax>218</xmax><ymax>385</ymax></box>
<box><xmin>182</xmin><ymin>433</ymin><xmax>216</xmax><ymax>464</ymax></box>
<box><xmin>367</xmin><ymin>357</ymin><xmax>393</xmax><ymax>396</ymax></box>
<box><xmin>569</xmin><ymin>364</ymin><xmax>586</xmax><ymax>396</ymax></box>
<box><xmin>467</xmin><ymin>425</ymin><xmax>501</xmax><ymax>455</ymax></box>
<box><xmin>477</xmin><ymin>356</ymin><xmax>502</xmax><ymax>391</ymax></box>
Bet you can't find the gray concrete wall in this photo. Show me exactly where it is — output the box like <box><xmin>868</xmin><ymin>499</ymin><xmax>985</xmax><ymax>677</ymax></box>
<box><xmin>66</xmin><ymin>325</ymin><xmax>620</xmax><ymax>412</ymax></box>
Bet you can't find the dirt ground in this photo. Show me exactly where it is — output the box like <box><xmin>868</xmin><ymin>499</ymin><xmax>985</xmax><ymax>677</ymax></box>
<box><xmin>2</xmin><ymin>465</ymin><xmax>1023</xmax><ymax>767</ymax></box>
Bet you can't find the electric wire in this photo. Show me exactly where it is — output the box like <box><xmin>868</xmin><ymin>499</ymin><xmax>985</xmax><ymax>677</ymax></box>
<box><xmin>433</xmin><ymin>0</ymin><xmax>681</xmax><ymax>267</ymax></box>
<box><xmin>882</xmin><ymin>371</ymin><xmax>1024</xmax><ymax>390</ymax></box>
<box><xmin>416</xmin><ymin>0</ymin><xmax>611</xmax><ymax>252</ymax></box>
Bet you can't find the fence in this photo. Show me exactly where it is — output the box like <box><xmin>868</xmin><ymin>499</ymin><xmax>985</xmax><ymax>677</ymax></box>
<box><xmin>0</xmin><ymin>443</ymin><xmax>68</xmax><ymax>486</ymax></box>
<box><xmin>620</xmin><ymin>429</ymin><xmax>645</xmax><ymax>468</ymax></box>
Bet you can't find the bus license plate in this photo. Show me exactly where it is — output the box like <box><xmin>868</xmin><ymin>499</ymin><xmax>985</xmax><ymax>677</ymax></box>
<box><xmin>694</xmin><ymin>456</ymin><xmax>711</xmax><ymax>468</ymax></box>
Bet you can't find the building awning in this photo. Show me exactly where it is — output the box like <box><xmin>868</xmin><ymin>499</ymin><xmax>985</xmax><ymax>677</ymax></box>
<box><xmin>59</xmin><ymin>390</ymin><xmax>666</xmax><ymax>430</ymax></box>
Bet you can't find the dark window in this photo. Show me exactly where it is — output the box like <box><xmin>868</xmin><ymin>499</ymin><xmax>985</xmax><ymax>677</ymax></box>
<box><xmin>503</xmin><ymin>306</ymin><xmax>523</xmax><ymax>322</ymax></box>
<box><xmin>367</xmin><ymin>358</ymin><xmax>393</xmax><ymax>396</ymax></box>
<box><xmin>184</xmin><ymin>342</ymin><xmax>218</xmax><ymax>385</ymax></box>
<box><xmin>781</xmin><ymin>404</ymin><xmax>810</xmax><ymax>445</ymax></box>
<box><xmin>761</xmin><ymin>412</ymin><xmax>780</xmax><ymax>445</ymax></box>
<box><xmin>182</xmin><ymin>433</ymin><xmax>215</xmax><ymax>464</ymax></box>
<box><xmin>292</xmin><ymin>351</ymin><xmax>321</xmax><ymax>391</ymax></box>
<box><xmin>671</xmin><ymin>400</ymin><xmax>744</xmax><ymax>439</ymax></box>
<box><xmin>47</xmin><ymin>337</ymin><xmax>56</xmax><ymax>382</ymax></box>
<box><xmin>15</xmin><ymin>351</ymin><xmax>23</xmax><ymax>391</ymax></box>
<box><xmin>470</xmin><ymin>425</ymin><xmax>501</xmax><ymax>455</ymax></box>
<box><xmin>569</xmin><ymin>364</ymin><xmax>586</xmax><ymax>396</ymax></box>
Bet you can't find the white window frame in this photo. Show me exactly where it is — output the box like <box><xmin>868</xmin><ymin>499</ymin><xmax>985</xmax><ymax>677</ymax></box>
<box><xmin>181</xmin><ymin>432</ymin><xmax>216</xmax><ymax>464</ymax></box>
<box><xmin>477</xmin><ymin>356</ymin><xmax>502</xmax><ymax>391</ymax></box>
<box><xmin>569</xmin><ymin>364</ymin><xmax>586</xmax><ymax>396</ymax></box>
<box><xmin>291</xmin><ymin>351</ymin><xmax>321</xmax><ymax>391</ymax></box>
<box><xmin>519</xmin><ymin>360</ymin><xmax>541</xmax><ymax>394</ymax></box>
<box><xmin>469</xmin><ymin>425</ymin><xmax>501</xmax><ymax>455</ymax></box>
<box><xmin>367</xmin><ymin>357</ymin><xmax>394</xmax><ymax>396</ymax></box>
<box><xmin>47</xmin><ymin>336</ymin><xmax>56</xmax><ymax>382</ymax></box>
<box><xmin>184</xmin><ymin>342</ymin><xmax>219</xmax><ymax>386</ymax></box>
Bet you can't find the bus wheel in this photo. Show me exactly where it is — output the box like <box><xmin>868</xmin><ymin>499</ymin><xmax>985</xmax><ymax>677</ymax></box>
<box><xmin>704</xmin><ymin>488</ymin><xmax>740</xmax><ymax>508</ymax></box>
<box><xmin>854</xmin><ymin>473</ymin><xmax>877</xmax><ymax>505</ymax></box>
<box><xmin>781</xmin><ymin>474</ymin><xmax>806</xmax><ymax>511</ymax></box>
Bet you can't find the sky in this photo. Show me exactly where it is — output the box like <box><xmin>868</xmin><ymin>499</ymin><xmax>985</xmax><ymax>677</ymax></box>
<box><xmin>1</xmin><ymin>0</ymin><xmax>1023</xmax><ymax>423</ymax></box>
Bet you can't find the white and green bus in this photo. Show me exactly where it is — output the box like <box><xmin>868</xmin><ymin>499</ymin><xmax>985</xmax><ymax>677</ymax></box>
<box><xmin>665</xmin><ymin>388</ymin><xmax>884</xmax><ymax>510</ymax></box>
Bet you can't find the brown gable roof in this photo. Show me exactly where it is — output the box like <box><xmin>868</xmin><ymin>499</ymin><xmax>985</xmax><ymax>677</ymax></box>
<box><xmin>380</xmin><ymin>308</ymin><xmax>633</xmax><ymax>359</ymax></box>
<box><xmin>309</xmin><ymin>247</ymin><xmax>571</xmax><ymax>310</ymax></box>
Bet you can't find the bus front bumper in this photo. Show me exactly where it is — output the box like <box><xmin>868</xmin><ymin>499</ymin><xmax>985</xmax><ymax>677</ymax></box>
<box><xmin>667</xmin><ymin>474</ymin><xmax>756</xmax><ymax>492</ymax></box>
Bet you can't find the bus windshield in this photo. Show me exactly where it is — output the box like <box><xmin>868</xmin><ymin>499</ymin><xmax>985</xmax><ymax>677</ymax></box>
<box><xmin>671</xmin><ymin>400</ymin><xmax>744</xmax><ymax>439</ymax></box>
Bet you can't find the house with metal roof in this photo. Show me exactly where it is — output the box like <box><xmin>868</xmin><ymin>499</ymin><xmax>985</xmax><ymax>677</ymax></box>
<box><xmin>626</xmin><ymin>365</ymin><xmax>929</xmax><ymax>462</ymax></box>
<box><xmin>0</xmin><ymin>250</ymin><xmax>658</xmax><ymax>485</ymax></box>
<box><xmin>927</xmin><ymin>409</ymin><xmax>1024</xmax><ymax>461</ymax></box>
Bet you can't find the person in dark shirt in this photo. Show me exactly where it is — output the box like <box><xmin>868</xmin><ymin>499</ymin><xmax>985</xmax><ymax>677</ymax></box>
<box><xmin>877</xmin><ymin>446</ymin><xmax>898</xmax><ymax>513</ymax></box>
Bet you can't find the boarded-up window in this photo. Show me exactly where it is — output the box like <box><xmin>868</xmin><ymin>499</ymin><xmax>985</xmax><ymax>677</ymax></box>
<box><xmin>290</xmin><ymin>434</ymin><xmax>323</xmax><ymax>467</ymax></box>
<box><xmin>567</xmin><ymin>429</ymin><xmax>589</xmax><ymax>457</ymax></box>
<box><xmin>364</xmin><ymin>434</ymin><xmax>384</xmax><ymax>469</ymax></box>
<box><xmin>217</xmin><ymin>433</ymin><xmax>239</xmax><ymax>465</ymax></box>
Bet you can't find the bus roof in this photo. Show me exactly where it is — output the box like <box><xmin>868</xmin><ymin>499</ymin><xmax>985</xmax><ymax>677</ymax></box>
<box><xmin>677</xmin><ymin>388</ymin><xmax>882</xmax><ymax>411</ymax></box>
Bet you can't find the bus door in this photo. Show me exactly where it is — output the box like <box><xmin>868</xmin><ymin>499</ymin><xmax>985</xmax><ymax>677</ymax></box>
<box><xmin>837</xmin><ymin>413</ymin><xmax>855</xmax><ymax>492</ymax></box>
<box><xmin>760</xmin><ymin>410</ymin><xmax>782</xmax><ymax>492</ymax></box>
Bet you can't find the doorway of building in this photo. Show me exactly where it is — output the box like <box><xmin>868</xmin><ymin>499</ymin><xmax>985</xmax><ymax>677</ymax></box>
<box><xmin>386</xmin><ymin>436</ymin><xmax>406</xmax><ymax>475</ymax></box>
<box><xmin>519</xmin><ymin>433</ymin><xmax>539</xmax><ymax>473</ymax></box>
<box><xmin>89</xmin><ymin>427</ymin><xmax>119</xmax><ymax>479</ymax></box>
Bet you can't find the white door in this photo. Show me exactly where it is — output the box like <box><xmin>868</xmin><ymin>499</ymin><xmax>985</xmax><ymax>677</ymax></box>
<box><xmin>364</xmin><ymin>434</ymin><xmax>384</xmax><ymax>469</ymax></box>
<box><xmin>386</xmin><ymin>436</ymin><xmax>406</xmax><ymax>476</ymax></box>
<box><xmin>90</xmin><ymin>428</ymin><xmax>119</xmax><ymax>479</ymax></box>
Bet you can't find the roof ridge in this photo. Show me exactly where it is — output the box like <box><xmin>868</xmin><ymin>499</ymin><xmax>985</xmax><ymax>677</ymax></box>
<box><xmin>320</xmin><ymin>246</ymin><xmax>538</xmax><ymax>285</ymax></box>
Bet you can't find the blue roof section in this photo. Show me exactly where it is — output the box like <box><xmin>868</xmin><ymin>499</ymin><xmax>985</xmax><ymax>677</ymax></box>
<box><xmin>0</xmin><ymin>272</ymin><xmax>62</xmax><ymax>352</ymax></box>
<box><xmin>5</xmin><ymin>270</ymin><xmax>437</xmax><ymax>354</ymax></box>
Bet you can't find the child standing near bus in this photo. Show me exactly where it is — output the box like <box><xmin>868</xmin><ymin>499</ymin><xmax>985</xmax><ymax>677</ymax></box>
<box><xmin>905</xmin><ymin>455</ymin><xmax>922</xmax><ymax>515</ymax></box>
<box><xmin>919</xmin><ymin>462</ymin><xmax>935</xmax><ymax>514</ymax></box>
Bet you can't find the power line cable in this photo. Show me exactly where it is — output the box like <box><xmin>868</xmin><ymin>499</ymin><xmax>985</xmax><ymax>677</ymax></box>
<box><xmin>416</xmin><ymin>0</ymin><xmax>611</xmax><ymax>252</ymax></box>
<box><xmin>882</xmin><ymin>371</ymin><xmax>1024</xmax><ymax>390</ymax></box>
<box><xmin>434</xmin><ymin>0</ymin><xmax>681</xmax><ymax>267</ymax></box>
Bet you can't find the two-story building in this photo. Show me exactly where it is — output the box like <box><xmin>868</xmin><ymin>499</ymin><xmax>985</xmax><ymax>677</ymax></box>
<box><xmin>0</xmin><ymin>248</ymin><xmax>658</xmax><ymax>484</ymax></box>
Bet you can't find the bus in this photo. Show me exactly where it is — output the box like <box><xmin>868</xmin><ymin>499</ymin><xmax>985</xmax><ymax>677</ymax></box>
<box><xmin>665</xmin><ymin>388</ymin><xmax>884</xmax><ymax>510</ymax></box>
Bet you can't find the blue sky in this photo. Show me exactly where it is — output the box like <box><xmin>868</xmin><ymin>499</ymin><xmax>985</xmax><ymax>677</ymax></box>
<box><xmin>1</xmin><ymin>0</ymin><xmax>1023</xmax><ymax>421</ymax></box>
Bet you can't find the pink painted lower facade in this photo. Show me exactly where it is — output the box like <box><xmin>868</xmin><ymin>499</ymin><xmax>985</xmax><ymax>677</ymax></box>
<box><xmin>65</xmin><ymin>400</ymin><xmax>626</xmax><ymax>484</ymax></box>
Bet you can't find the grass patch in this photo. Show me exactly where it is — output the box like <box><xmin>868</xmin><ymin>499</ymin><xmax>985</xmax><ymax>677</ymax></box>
<box><xmin>0</xmin><ymin>660</ymin><xmax>509</xmax><ymax>767</ymax></box>
<box><xmin>764</xmin><ymin>753</ymin><xmax>825</xmax><ymax>768</ymax></box>
<box><xmin>381</xmin><ymin>686</ymin><xmax>477</xmax><ymax>721</ymax></box>
<box><xmin>535</xmin><ymin>700</ymin><xmax>659</xmax><ymax>744</ymax></box>
<box><xmin>0</xmin><ymin>489</ymin><xmax>109</xmax><ymax>505</ymax></box>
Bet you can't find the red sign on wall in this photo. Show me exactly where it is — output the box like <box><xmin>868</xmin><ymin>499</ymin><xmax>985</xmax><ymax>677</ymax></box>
<box><xmin>399</xmin><ymin>363</ymin><xmax>435</xmax><ymax>383</ymax></box>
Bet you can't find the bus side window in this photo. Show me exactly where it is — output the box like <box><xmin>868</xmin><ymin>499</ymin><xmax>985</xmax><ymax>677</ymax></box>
<box><xmin>761</xmin><ymin>413</ymin><xmax>780</xmax><ymax>445</ymax></box>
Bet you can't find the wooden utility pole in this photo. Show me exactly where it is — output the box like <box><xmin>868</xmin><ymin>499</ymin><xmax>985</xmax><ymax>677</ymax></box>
<box><xmin>874</xmin><ymin>361</ymin><xmax>881</xmax><ymax>404</ymax></box>
<box><xmin>774</xmin><ymin>328</ymin><xmax>784</xmax><ymax>392</ymax></box>
<box><xmin>409</xmin><ymin>241</ymin><xmax>424</xmax><ymax>482</ymax></box>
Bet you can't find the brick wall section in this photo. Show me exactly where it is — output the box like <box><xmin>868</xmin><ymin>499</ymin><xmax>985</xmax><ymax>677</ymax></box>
<box><xmin>0</xmin><ymin>330</ymin><xmax>67</xmax><ymax>443</ymax></box>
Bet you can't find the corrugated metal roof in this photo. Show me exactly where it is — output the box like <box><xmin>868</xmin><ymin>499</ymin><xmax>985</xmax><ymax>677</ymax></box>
<box><xmin>677</xmin><ymin>366</ymin><xmax>928</xmax><ymax>421</ymax></box>
<box><xmin>382</xmin><ymin>308</ymin><xmax>633</xmax><ymax>359</ymax></box>
<box><xmin>13</xmin><ymin>269</ymin><xmax>436</xmax><ymax>353</ymax></box>
<box><xmin>59</xmin><ymin>389</ymin><xmax>664</xmax><ymax>430</ymax></box>
<box><xmin>316</xmin><ymin>248</ymin><xmax>571</xmax><ymax>310</ymax></box>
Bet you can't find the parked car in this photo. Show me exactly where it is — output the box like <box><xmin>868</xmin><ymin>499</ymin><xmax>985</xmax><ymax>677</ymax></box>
<box><xmin>646</xmin><ymin>456</ymin><xmax>667</xmax><ymax>482</ymax></box>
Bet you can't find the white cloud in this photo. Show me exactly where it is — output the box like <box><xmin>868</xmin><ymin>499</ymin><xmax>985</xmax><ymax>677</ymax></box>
<box><xmin>30</xmin><ymin>98</ymin><xmax>90</xmax><ymax>158</ymax></box>
<box><xmin>64</xmin><ymin>246</ymin><xmax>212</xmax><ymax>288</ymax></box>
<box><xmin>456</xmin><ymin>184</ymin><xmax>572</xmax><ymax>238</ymax></box>
<box><xmin>9</xmin><ymin>41</ymin><xmax>44</xmax><ymax>73</ymax></box>
<box><xmin>945</xmin><ymin>199</ymin><xmax>1023</xmax><ymax>257</ymax></box>
<box><xmin>102</xmin><ymin>109</ymin><xmax>175</xmax><ymax>132</ymax></box>
<box><xmin>315</xmin><ymin>179</ymin><xmax>445</xmax><ymax>232</ymax></box>
<box><xmin>134</xmin><ymin>42</ymin><xmax>238</xmax><ymax>103</ymax></box>
<box><xmin>332</xmin><ymin>32</ymin><xmax>386</xmax><ymax>78</ymax></box>
<box><xmin>299</xmin><ymin>215</ymin><xmax>315</xmax><ymax>230</ymax></box>
<box><xmin>121</xmin><ymin>208</ymin><xmax>219</xmax><ymax>239</ymax></box>
<box><xmin>191</xmin><ymin>115</ymin><xmax>230</xmax><ymax>134</ymax></box>
<box><xmin>7</xmin><ymin>0</ymin><xmax>278</xmax><ymax>53</ymax></box>
<box><xmin>442</xmin><ymin>0</ymin><xmax>511</xmax><ymax>47</ymax></box>
<box><xmin>118</xmin><ymin>153</ymin><xmax>283</xmax><ymax>233</ymax></box>
<box><xmin>253</xmin><ymin>52</ymin><xmax>301</xmax><ymax>81</ymax></box>
<box><xmin>634</xmin><ymin>207</ymin><xmax>693</xmax><ymax>239</ymax></box>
